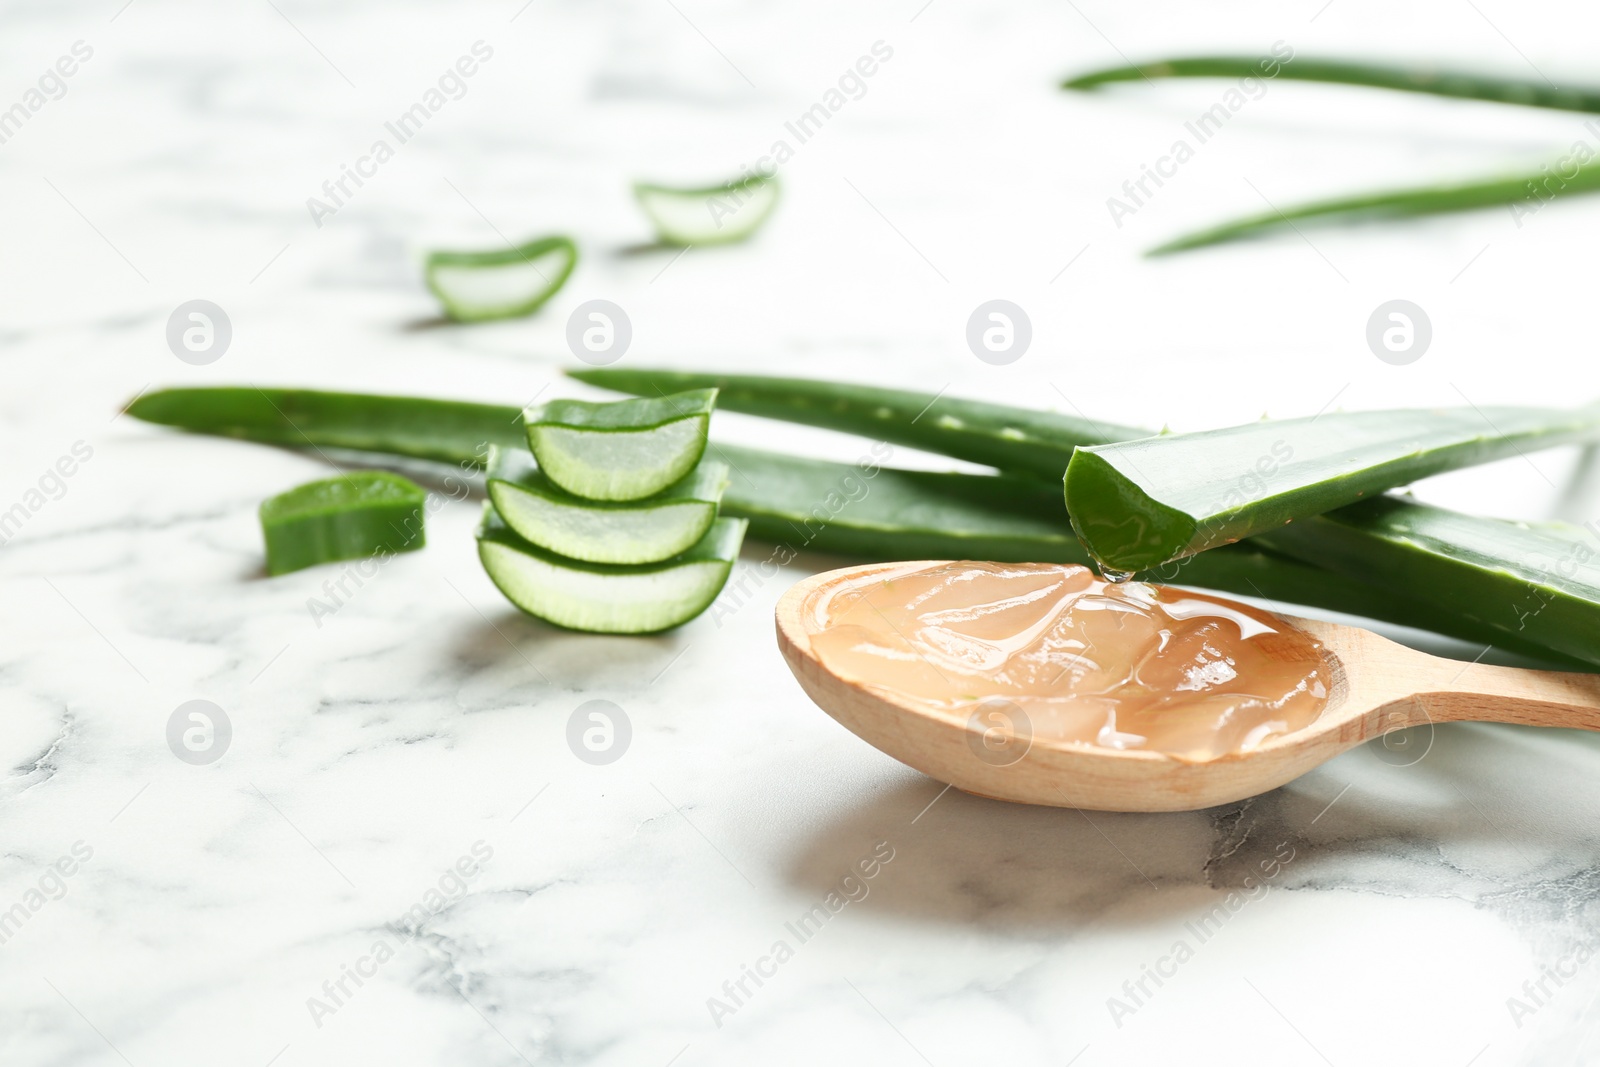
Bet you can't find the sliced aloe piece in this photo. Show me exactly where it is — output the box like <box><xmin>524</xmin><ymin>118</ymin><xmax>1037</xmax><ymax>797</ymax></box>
<box><xmin>1261</xmin><ymin>498</ymin><xmax>1600</xmax><ymax>667</ymax></box>
<box><xmin>477</xmin><ymin>507</ymin><xmax>745</xmax><ymax>633</ymax></box>
<box><xmin>1065</xmin><ymin>405</ymin><xmax>1600</xmax><ymax>572</ymax></box>
<box><xmin>425</xmin><ymin>235</ymin><xmax>578</xmax><ymax>322</ymax></box>
<box><xmin>259</xmin><ymin>471</ymin><xmax>425</xmax><ymax>576</ymax></box>
<box><xmin>526</xmin><ymin>389</ymin><xmax>716</xmax><ymax>501</ymax></box>
<box><xmin>634</xmin><ymin>175</ymin><xmax>779</xmax><ymax>246</ymax></box>
<box><xmin>486</xmin><ymin>446</ymin><xmax>727</xmax><ymax>565</ymax></box>
<box><xmin>568</xmin><ymin>368</ymin><xmax>1144</xmax><ymax>480</ymax></box>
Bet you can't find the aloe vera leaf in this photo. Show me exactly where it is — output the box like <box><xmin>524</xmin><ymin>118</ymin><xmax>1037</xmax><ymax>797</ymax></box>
<box><xmin>259</xmin><ymin>472</ymin><xmax>426</xmax><ymax>576</ymax></box>
<box><xmin>711</xmin><ymin>444</ymin><xmax>1581</xmax><ymax>663</ymax></box>
<box><xmin>572</xmin><ymin>374</ymin><xmax>1600</xmax><ymax>662</ymax></box>
<box><xmin>126</xmin><ymin>387</ymin><xmax>524</xmax><ymax>465</ymax></box>
<box><xmin>1259</xmin><ymin>497</ymin><xmax>1600</xmax><ymax>666</ymax></box>
<box><xmin>1064</xmin><ymin>56</ymin><xmax>1600</xmax><ymax>114</ymax></box>
<box><xmin>121</xmin><ymin>384</ymin><xmax>1593</xmax><ymax>662</ymax></box>
<box><xmin>425</xmin><ymin>235</ymin><xmax>578</xmax><ymax>322</ymax></box>
<box><xmin>634</xmin><ymin>175</ymin><xmax>779</xmax><ymax>246</ymax></box>
<box><xmin>1065</xmin><ymin>405</ymin><xmax>1600</xmax><ymax>573</ymax></box>
<box><xmin>487</xmin><ymin>445</ymin><xmax>727</xmax><ymax>565</ymax></box>
<box><xmin>477</xmin><ymin>507</ymin><xmax>745</xmax><ymax>633</ymax></box>
<box><xmin>567</xmin><ymin>368</ymin><xmax>1144</xmax><ymax>480</ymax></box>
<box><xmin>525</xmin><ymin>389</ymin><xmax>716</xmax><ymax>501</ymax></box>
<box><xmin>1145</xmin><ymin>163</ymin><xmax>1600</xmax><ymax>255</ymax></box>
<box><xmin>714</xmin><ymin>442</ymin><xmax>1081</xmax><ymax>559</ymax></box>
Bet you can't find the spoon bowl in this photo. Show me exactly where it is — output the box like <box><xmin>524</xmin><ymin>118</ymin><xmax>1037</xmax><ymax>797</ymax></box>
<box><xmin>776</xmin><ymin>561</ymin><xmax>1600</xmax><ymax>812</ymax></box>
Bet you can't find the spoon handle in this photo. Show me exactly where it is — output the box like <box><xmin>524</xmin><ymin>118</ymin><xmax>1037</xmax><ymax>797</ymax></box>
<box><xmin>1418</xmin><ymin>660</ymin><xmax>1600</xmax><ymax>729</ymax></box>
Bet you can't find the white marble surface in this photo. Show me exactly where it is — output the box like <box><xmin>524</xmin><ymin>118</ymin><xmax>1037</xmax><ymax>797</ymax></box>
<box><xmin>6</xmin><ymin>0</ymin><xmax>1600</xmax><ymax>1064</ymax></box>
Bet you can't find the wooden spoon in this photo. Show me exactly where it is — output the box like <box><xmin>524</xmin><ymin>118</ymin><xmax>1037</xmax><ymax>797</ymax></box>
<box><xmin>776</xmin><ymin>561</ymin><xmax>1600</xmax><ymax>812</ymax></box>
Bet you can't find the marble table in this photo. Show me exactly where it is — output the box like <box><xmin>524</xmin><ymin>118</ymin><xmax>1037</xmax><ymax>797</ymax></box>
<box><xmin>5</xmin><ymin>0</ymin><xmax>1600</xmax><ymax>1063</ymax></box>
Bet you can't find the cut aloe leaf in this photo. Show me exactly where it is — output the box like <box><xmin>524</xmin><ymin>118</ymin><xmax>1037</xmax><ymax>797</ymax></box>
<box><xmin>568</xmin><ymin>368</ymin><xmax>1144</xmax><ymax>481</ymax></box>
<box><xmin>259</xmin><ymin>471</ymin><xmax>426</xmax><ymax>576</ymax></box>
<box><xmin>712</xmin><ymin>444</ymin><xmax>1584</xmax><ymax>665</ymax></box>
<box><xmin>1262</xmin><ymin>498</ymin><xmax>1600</xmax><ymax>667</ymax></box>
<box><xmin>526</xmin><ymin>389</ymin><xmax>716</xmax><ymax>501</ymax></box>
<box><xmin>477</xmin><ymin>507</ymin><xmax>746</xmax><ymax>633</ymax></box>
<box><xmin>486</xmin><ymin>445</ymin><xmax>728</xmax><ymax>565</ymax></box>
<box><xmin>1065</xmin><ymin>405</ymin><xmax>1600</xmax><ymax>573</ymax></box>
<box><xmin>634</xmin><ymin>175</ymin><xmax>779</xmax><ymax>246</ymax></box>
<box><xmin>425</xmin><ymin>235</ymin><xmax>578</xmax><ymax>322</ymax></box>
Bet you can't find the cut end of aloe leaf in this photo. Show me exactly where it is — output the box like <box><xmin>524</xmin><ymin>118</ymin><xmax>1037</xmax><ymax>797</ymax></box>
<box><xmin>425</xmin><ymin>234</ymin><xmax>578</xmax><ymax>322</ymax></box>
<box><xmin>525</xmin><ymin>389</ymin><xmax>716</xmax><ymax>501</ymax></box>
<box><xmin>487</xmin><ymin>445</ymin><xmax>728</xmax><ymax>565</ymax></box>
<box><xmin>1069</xmin><ymin>404</ymin><xmax>1600</xmax><ymax>572</ymax></box>
<box><xmin>1064</xmin><ymin>449</ymin><xmax>1195</xmax><ymax>573</ymax></box>
<box><xmin>634</xmin><ymin>175</ymin><xmax>779</xmax><ymax>246</ymax></box>
<box><xmin>259</xmin><ymin>471</ymin><xmax>426</xmax><ymax>576</ymax></box>
<box><xmin>477</xmin><ymin>507</ymin><xmax>746</xmax><ymax>633</ymax></box>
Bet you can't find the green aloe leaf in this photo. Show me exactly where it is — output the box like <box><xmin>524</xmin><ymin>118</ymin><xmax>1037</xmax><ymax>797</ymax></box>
<box><xmin>711</xmin><ymin>443</ymin><xmax>1584</xmax><ymax>664</ymax></box>
<box><xmin>425</xmin><ymin>234</ymin><xmax>578</xmax><ymax>322</ymax></box>
<box><xmin>260</xmin><ymin>471</ymin><xmax>426</xmax><ymax>576</ymax></box>
<box><xmin>124</xmin><ymin>383</ymin><xmax>1600</xmax><ymax>665</ymax></box>
<box><xmin>568</xmin><ymin>368</ymin><xmax>1143</xmax><ymax>480</ymax></box>
<box><xmin>634</xmin><ymin>174</ymin><xmax>779</xmax><ymax>246</ymax></box>
<box><xmin>125</xmin><ymin>387</ymin><xmax>524</xmax><ymax>465</ymax></box>
<box><xmin>1064</xmin><ymin>405</ymin><xmax>1600</xmax><ymax>573</ymax></box>
<box><xmin>1146</xmin><ymin>164</ymin><xmax>1600</xmax><ymax>255</ymax></box>
<box><xmin>1061</xmin><ymin>55</ymin><xmax>1600</xmax><ymax>254</ymax></box>
<box><xmin>1064</xmin><ymin>55</ymin><xmax>1600</xmax><ymax>114</ymax></box>
<box><xmin>1261</xmin><ymin>498</ymin><xmax>1600</xmax><ymax>666</ymax></box>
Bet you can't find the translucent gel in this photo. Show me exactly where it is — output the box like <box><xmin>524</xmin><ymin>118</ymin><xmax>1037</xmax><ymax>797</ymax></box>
<box><xmin>805</xmin><ymin>562</ymin><xmax>1332</xmax><ymax>761</ymax></box>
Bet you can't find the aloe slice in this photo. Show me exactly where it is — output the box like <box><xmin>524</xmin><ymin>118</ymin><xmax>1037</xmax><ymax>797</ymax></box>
<box><xmin>477</xmin><ymin>507</ymin><xmax>745</xmax><ymax>633</ymax></box>
<box><xmin>634</xmin><ymin>175</ymin><xmax>779</xmax><ymax>246</ymax></box>
<box><xmin>259</xmin><ymin>472</ymin><xmax>426</xmax><ymax>576</ymax></box>
<box><xmin>425</xmin><ymin>235</ymin><xmax>578</xmax><ymax>322</ymax></box>
<box><xmin>526</xmin><ymin>389</ymin><xmax>716</xmax><ymax>501</ymax></box>
<box><xmin>1065</xmin><ymin>405</ymin><xmax>1600</xmax><ymax>573</ymax></box>
<box><xmin>568</xmin><ymin>368</ymin><xmax>1143</xmax><ymax>480</ymax></box>
<box><xmin>487</xmin><ymin>445</ymin><xmax>727</xmax><ymax>565</ymax></box>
